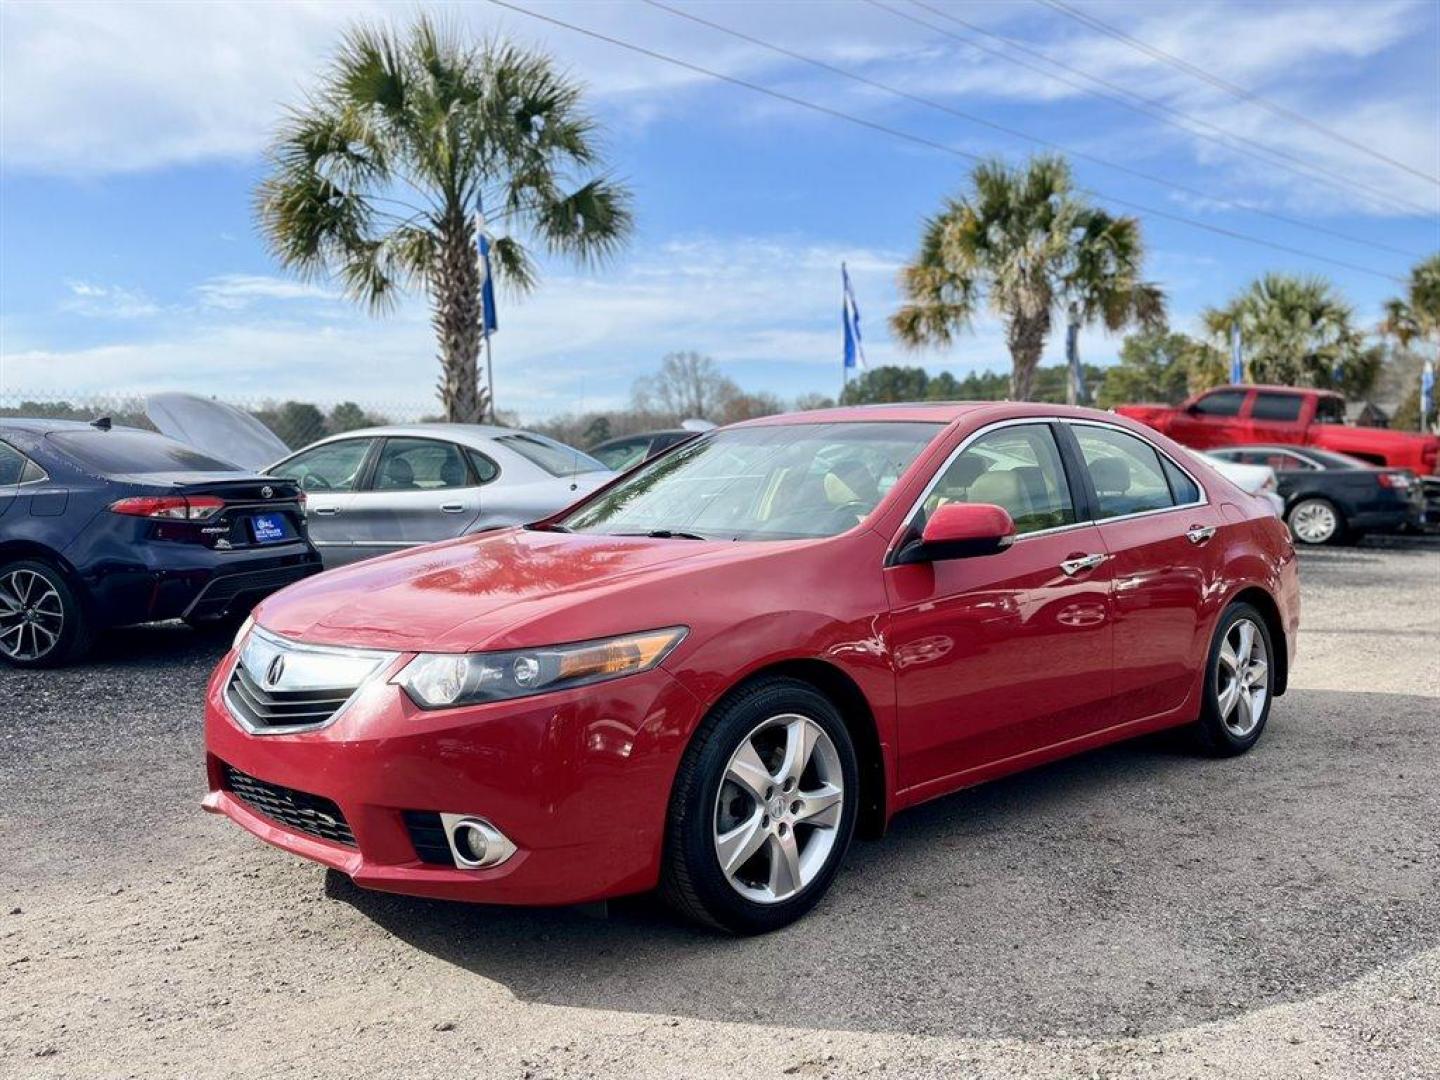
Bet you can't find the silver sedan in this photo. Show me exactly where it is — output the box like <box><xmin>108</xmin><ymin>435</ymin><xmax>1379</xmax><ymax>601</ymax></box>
<box><xmin>264</xmin><ymin>425</ymin><xmax>613</xmax><ymax>567</ymax></box>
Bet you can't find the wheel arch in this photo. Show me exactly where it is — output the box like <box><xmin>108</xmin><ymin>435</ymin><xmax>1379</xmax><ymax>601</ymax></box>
<box><xmin>700</xmin><ymin>658</ymin><xmax>889</xmax><ymax>840</ymax></box>
<box><xmin>0</xmin><ymin>540</ymin><xmax>84</xmax><ymax>589</ymax></box>
<box><xmin>1228</xmin><ymin>585</ymin><xmax>1289</xmax><ymax>696</ymax></box>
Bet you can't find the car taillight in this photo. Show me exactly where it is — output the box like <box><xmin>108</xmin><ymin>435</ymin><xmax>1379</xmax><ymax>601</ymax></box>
<box><xmin>1376</xmin><ymin>472</ymin><xmax>1413</xmax><ymax>490</ymax></box>
<box><xmin>110</xmin><ymin>494</ymin><xmax>226</xmax><ymax>520</ymax></box>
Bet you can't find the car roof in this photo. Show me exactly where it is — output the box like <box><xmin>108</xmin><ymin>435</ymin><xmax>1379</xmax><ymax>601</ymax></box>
<box><xmin>729</xmin><ymin>401</ymin><xmax>1125</xmax><ymax>427</ymax></box>
<box><xmin>0</xmin><ymin>418</ymin><xmax>149</xmax><ymax>435</ymax></box>
<box><xmin>292</xmin><ymin>423</ymin><xmax>563</xmax><ymax>451</ymax></box>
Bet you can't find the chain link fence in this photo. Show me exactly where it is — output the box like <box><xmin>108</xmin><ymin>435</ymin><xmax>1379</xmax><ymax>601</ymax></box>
<box><xmin>0</xmin><ymin>392</ymin><xmax>439</xmax><ymax>451</ymax></box>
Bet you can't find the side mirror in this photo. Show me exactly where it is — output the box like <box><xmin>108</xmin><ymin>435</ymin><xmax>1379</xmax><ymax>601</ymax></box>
<box><xmin>896</xmin><ymin>503</ymin><xmax>1017</xmax><ymax>564</ymax></box>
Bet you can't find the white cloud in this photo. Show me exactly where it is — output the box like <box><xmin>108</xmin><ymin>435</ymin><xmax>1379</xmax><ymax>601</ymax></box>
<box><xmin>3</xmin><ymin>0</ymin><xmax>1433</xmax><ymax>219</ymax></box>
<box><xmin>61</xmin><ymin>281</ymin><xmax>160</xmax><ymax>319</ymax></box>
<box><xmin>195</xmin><ymin>274</ymin><xmax>339</xmax><ymax>311</ymax></box>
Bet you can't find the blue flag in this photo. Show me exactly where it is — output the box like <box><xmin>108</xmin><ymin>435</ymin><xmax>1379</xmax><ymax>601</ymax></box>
<box><xmin>1229</xmin><ymin>322</ymin><xmax>1244</xmax><ymax>384</ymax></box>
<box><xmin>1423</xmin><ymin>360</ymin><xmax>1435</xmax><ymax>427</ymax></box>
<box><xmin>842</xmin><ymin>263</ymin><xmax>865</xmax><ymax>371</ymax></box>
<box><xmin>479</xmin><ymin>233</ymin><xmax>498</xmax><ymax>337</ymax></box>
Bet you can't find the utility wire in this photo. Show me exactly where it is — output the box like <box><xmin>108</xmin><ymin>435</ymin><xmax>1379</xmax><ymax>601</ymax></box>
<box><xmin>641</xmin><ymin>0</ymin><xmax>1420</xmax><ymax>259</ymax></box>
<box><xmin>1036</xmin><ymin>0</ymin><xmax>1440</xmax><ymax>187</ymax></box>
<box><xmin>484</xmin><ymin>0</ymin><xmax>1404</xmax><ymax>283</ymax></box>
<box><xmin>880</xmin><ymin>0</ymin><xmax>1436</xmax><ymax>220</ymax></box>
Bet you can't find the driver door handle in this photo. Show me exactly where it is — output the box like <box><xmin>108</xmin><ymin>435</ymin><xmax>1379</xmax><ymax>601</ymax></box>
<box><xmin>312</xmin><ymin>506</ymin><xmax>339</xmax><ymax>516</ymax></box>
<box><xmin>439</xmin><ymin>503</ymin><xmax>467</xmax><ymax>513</ymax></box>
<box><xmin>1186</xmin><ymin>524</ymin><xmax>1217</xmax><ymax>544</ymax></box>
<box><xmin>1060</xmin><ymin>553</ymin><xmax>1109</xmax><ymax>576</ymax></box>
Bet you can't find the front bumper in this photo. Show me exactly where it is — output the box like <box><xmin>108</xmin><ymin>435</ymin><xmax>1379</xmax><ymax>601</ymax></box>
<box><xmin>202</xmin><ymin>645</ymin><xmax>703</xmax><ymax>906</ymax></box>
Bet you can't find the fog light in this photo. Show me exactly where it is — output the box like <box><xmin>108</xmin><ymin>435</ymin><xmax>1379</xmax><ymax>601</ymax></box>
<box><xmin>438</xmin><ymin>814</ymin><xmax>516</xmax><ymax>869</ymax></box>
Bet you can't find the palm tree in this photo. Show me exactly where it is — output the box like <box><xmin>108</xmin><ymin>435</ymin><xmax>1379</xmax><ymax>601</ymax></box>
<box><xmin>1380</xmin><ymin>253</ymin><xmax>1440</xmax><ymax>353</ymax></box>
<box><xmin>1203</xmin><ymin>274</ymin><xmax>1363</xmax><ymax>388</ymax></box>
<box><xmin>256</xmin><ymin>17</ymin><xmax>633</xmax><ymax>422</ymax></box>
<box><xmin>890</xmin><ymin>155</ymin><xmax>1162</xmax><ymax>401</ymax></box>
<box><xmin>1061</xmin><ymin>214</ymin><xmax>1166</xmax><ymax>404</ymax></box>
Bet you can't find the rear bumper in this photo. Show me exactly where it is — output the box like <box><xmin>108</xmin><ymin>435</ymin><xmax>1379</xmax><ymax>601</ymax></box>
<box><xmin>202</xmin><ymin>648</ymin><xmax>703</xmax><ymax>906</ymax></box>
<box><xmin>83</xmin><ymin>543</ymin><xmax>322</xmax><ymax>626</ymax></box>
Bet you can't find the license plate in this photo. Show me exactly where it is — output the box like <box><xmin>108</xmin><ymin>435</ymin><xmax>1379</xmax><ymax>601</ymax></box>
<box><xmin>250</xmin><ymin>513</ymin><xmax>291</xmax><ymax>544</ymax></box>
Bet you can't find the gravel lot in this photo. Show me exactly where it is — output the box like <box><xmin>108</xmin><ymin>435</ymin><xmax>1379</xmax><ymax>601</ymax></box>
<box><xmin>2</xmin><ymin>537</ymin><xmax>1437</xmax><ymax>1079</ymax></box>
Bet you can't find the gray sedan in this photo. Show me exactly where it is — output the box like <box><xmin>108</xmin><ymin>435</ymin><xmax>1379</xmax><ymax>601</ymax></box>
<box><xmin>264</xmin><ymin>425</ymin><xmax>613</xmax><ymax>567</ymax></box>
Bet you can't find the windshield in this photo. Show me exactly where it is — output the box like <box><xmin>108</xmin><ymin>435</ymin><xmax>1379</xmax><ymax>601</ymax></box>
<box><xmin>561</xmin><ymin>422</ymin><xmax>943</xmax><ymax>540</ymax></box>
<box><xmin>495</xmin><ymin>433</ymin><xmax>608</xmax><ymax>476</ymax></box>
<box><xmin>49</xmin><ymin>430</ymin><xmax>239</xmax><ymax>474</ymax></box>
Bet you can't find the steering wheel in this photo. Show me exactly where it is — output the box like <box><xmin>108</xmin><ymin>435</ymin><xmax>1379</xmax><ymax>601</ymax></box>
<box><xmin>301</xmin><ymin>472</ymin><xmax>332</xmax><ymax>492</ymax></box>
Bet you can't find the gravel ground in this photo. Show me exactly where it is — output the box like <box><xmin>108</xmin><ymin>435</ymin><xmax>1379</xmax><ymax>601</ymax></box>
<box><xmin>2</xmin><ymin>536</ymin><xmax>1437</xmax><ymax>1078</ymax></box>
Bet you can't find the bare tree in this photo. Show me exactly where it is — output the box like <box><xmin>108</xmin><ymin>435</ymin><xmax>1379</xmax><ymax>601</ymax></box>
<box><xmin>631</xmin><ymin>351</ymin><xmax>740</xmax><ymax>421</ymax></box>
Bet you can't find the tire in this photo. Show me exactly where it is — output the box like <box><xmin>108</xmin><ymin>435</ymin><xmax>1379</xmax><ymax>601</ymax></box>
<box><xmin>1191</xmin><ymin>602</ymin><xmax>1275</xmax><ymax>757</ymax></box>
<box><xmin>661</xmin><ymin>676</ymin><xmax>859</xmax><ymax>934</ymax></box>
<box><xmin>0</xmin><ymin>558</ymin><xmax>94</xmax><ymax>668</ymax></box>
<box><xmin>1286</xmin><ymin>496</ymin><xmax>1343</xmax><ymax>545</ymax></box>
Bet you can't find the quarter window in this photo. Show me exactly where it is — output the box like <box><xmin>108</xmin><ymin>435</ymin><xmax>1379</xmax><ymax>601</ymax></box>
<box><xmin>271</xmin><ymin>439</ymin><xmax>373</xmax><ymax>492</ymax></box>
<box><xmin>466</xmin><ymin>448</ymin><xmax>500</xmax><ymax>484</ymax></box>
<box><xmin>1191</xmin><ymin>390</ymin><xmax>1246</xmax><ymax>417</ymax></box>
<box><xmin>372</xmin><ymin>438</ymin><xmax>469</xmax><ymax>491</ymax></box>
<box><xmin>1074</xmin><ymin>427</ymin><xmax>1177</xmax><ymax>518</ymax></box>
<box><xmin>923</xmin><ymin>424</ymin><xmax>1075</xmax><ymax>535</ymax></box>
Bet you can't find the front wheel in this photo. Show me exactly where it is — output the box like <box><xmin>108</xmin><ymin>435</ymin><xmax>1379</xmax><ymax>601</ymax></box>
<box><xmin>1191</xmin><ymin>602</ymin><xmax>1275</xmax><ymax>757</ymax></box>
<box><xmin>661</xmin><ymin>677</ymin><xmax>859</xmax><ymax>934</ymax></box>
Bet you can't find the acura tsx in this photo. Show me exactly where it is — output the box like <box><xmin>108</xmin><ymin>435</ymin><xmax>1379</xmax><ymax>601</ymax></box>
<box><xmin>203</xmin><ymin>403</ymin><xmax>1298</xmax><ymax>933</ymax></box>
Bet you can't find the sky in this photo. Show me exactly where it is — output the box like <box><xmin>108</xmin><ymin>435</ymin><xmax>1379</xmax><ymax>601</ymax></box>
<box><xmin>1</xmin><ymin>0</ymin><xmax>1437</xmax><ymax>422</ymax></box>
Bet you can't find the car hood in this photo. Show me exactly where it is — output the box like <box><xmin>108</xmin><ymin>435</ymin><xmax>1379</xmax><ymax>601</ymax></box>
<box><xmin>145</xmin><ymin>392</ymin><xmax>291</xmax><ymax>471</ymax></box>
<box><xmin>254</xmin><ymin>526</ymin><xmax>761</xmax><ymax>653</ymax></box>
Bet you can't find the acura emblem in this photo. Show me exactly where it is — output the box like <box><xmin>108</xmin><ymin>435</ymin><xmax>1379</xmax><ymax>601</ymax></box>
<box><xmin>260</xmin><ymin>485</ymin><xmax>274</xmax><ymax>499</ymax></box>
<box><xmin>265</xmin><ymin>655</ymin><xmax>286</xmax><ymax>687</ymax></box>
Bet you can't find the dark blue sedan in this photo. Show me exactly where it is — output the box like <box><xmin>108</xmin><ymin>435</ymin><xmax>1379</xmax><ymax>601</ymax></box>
<box><xmin>0</xmin><ymin>418</ymin><xmax>321</xmax><ymax>666</ymax></box>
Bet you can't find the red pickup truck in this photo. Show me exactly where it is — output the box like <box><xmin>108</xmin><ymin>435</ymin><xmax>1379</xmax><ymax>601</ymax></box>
<box><xmin>1115</xmin><ymin>384</ymin><xmax>1439</xmax><ymax>520</ymax></box>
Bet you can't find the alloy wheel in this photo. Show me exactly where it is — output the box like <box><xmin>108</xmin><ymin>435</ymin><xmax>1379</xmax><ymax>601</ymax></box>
<box><xmin>0</xmin><ymin>568</ymin><xmax>65</xmax><ymax>662</ymax></box>
<box><xmin>713</xmin><ymin>713</ymin><xmax>845</xmax><ymax>904</ymax></box>
<box><xmin>1216</xmin><ymin>617</ymin><xmax>1269</xmax><ymax>738</ymax></box>
<box><xmin>1289</xmin><ymin>499</ymin><xmax>1338</xmax><ymax>544</ymax></box>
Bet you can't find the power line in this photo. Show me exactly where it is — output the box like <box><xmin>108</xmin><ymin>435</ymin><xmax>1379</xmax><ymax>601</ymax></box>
<box><xmin>1036</xmin><ymin>0</ymin><xmax>1440</xmax><ymax>187</ymax></box>
<box><xmin>484</xmin><ymin>0</ymin><xmax>1405</xmax><ymax>284</ymax></box>
<box><xmin>640</xmin><ymin>0</ymin><xmax>1421</xmax><ymax>259</ymax></box>
<box><xmin>880</xmin><ymin>0</ymin><xmax>1436</xmax><ymax>220</ymax></box>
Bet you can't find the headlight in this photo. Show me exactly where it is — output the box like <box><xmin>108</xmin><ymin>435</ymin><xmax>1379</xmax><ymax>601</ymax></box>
<box><xmin>396</xmin><ymin>627</ymin><xmax>687</xmax><ymax>709</ymax></box>
<box><xmin>232</xmin><ymin>614</ymin><xmax>255</xmax><ymax>651</ymax></box>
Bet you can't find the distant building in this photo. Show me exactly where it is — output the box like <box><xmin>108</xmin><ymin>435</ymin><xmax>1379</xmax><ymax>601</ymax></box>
<box><xmin>1345</xmin><ymin>400</ymin><xmax>1391</xmax><ymax>428</ymax></box>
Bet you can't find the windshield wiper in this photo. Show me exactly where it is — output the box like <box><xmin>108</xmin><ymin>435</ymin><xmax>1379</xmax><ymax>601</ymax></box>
<box><xmin>615</xmin><ymin>529</ymin><xmax>709</xmax><ymax>540</ymax></box>
<box><xmin>527</xmin><ymin>522</ymin><xmax>572</xmax><ymax>533</ymax></box>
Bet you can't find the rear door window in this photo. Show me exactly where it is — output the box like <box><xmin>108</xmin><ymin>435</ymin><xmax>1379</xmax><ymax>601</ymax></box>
<box><xmin>1251</xmin><ymin>393</ymin><xmax>1304</xmax><ymax>421</ymax></box>
<box><xmin>270</xmin><ymin>439</ymin><xmax>374</xmax><ymax>492</ymax></box>
<box><xmin>1191</xmin><ymin>390</ymin><xmax>1246</xmax><ymax>417</ymax></box>
<box><xmin>1073</xmin><ymin>427</ymin><xmax>1177</xmax><ymax>519</ymax></box>
<box><xmin>49</xmin><ymin>430</ymin><xmax>235</xmax><ymax>474</ymax></box>
<box><xmin>371</xmin><ymin>438</ymin><xmax>470</xmax><ymax>491</ymax></box>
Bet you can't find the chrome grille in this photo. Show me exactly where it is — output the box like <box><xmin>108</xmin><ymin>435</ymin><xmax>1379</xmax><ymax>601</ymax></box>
<box><xmin>226</xmin><ymin>663</ymin><xmax>353</xmax><ymax>730</ymax></box>
<box><xmin>222</xmin><ymin>763</ymin><xmax>355</xmax><ymax>846</ymax></box>
<box><xmin>223</xmin><ymin>626</ymin><xmax>398</xmax><ymax>735</ymax></box>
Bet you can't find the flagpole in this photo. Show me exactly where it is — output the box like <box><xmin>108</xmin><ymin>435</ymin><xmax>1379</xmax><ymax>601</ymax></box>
<box><xmin>484</xmin><ymin>332</ymin><xmax>496</xmax><ymax>423</ymax></box>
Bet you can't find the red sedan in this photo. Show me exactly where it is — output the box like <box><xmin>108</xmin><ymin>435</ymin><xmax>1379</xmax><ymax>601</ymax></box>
<box><xmin>203</xmin><ymin>403</ymin><xmax>1298</xmax><ymax>933</ymax></box>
